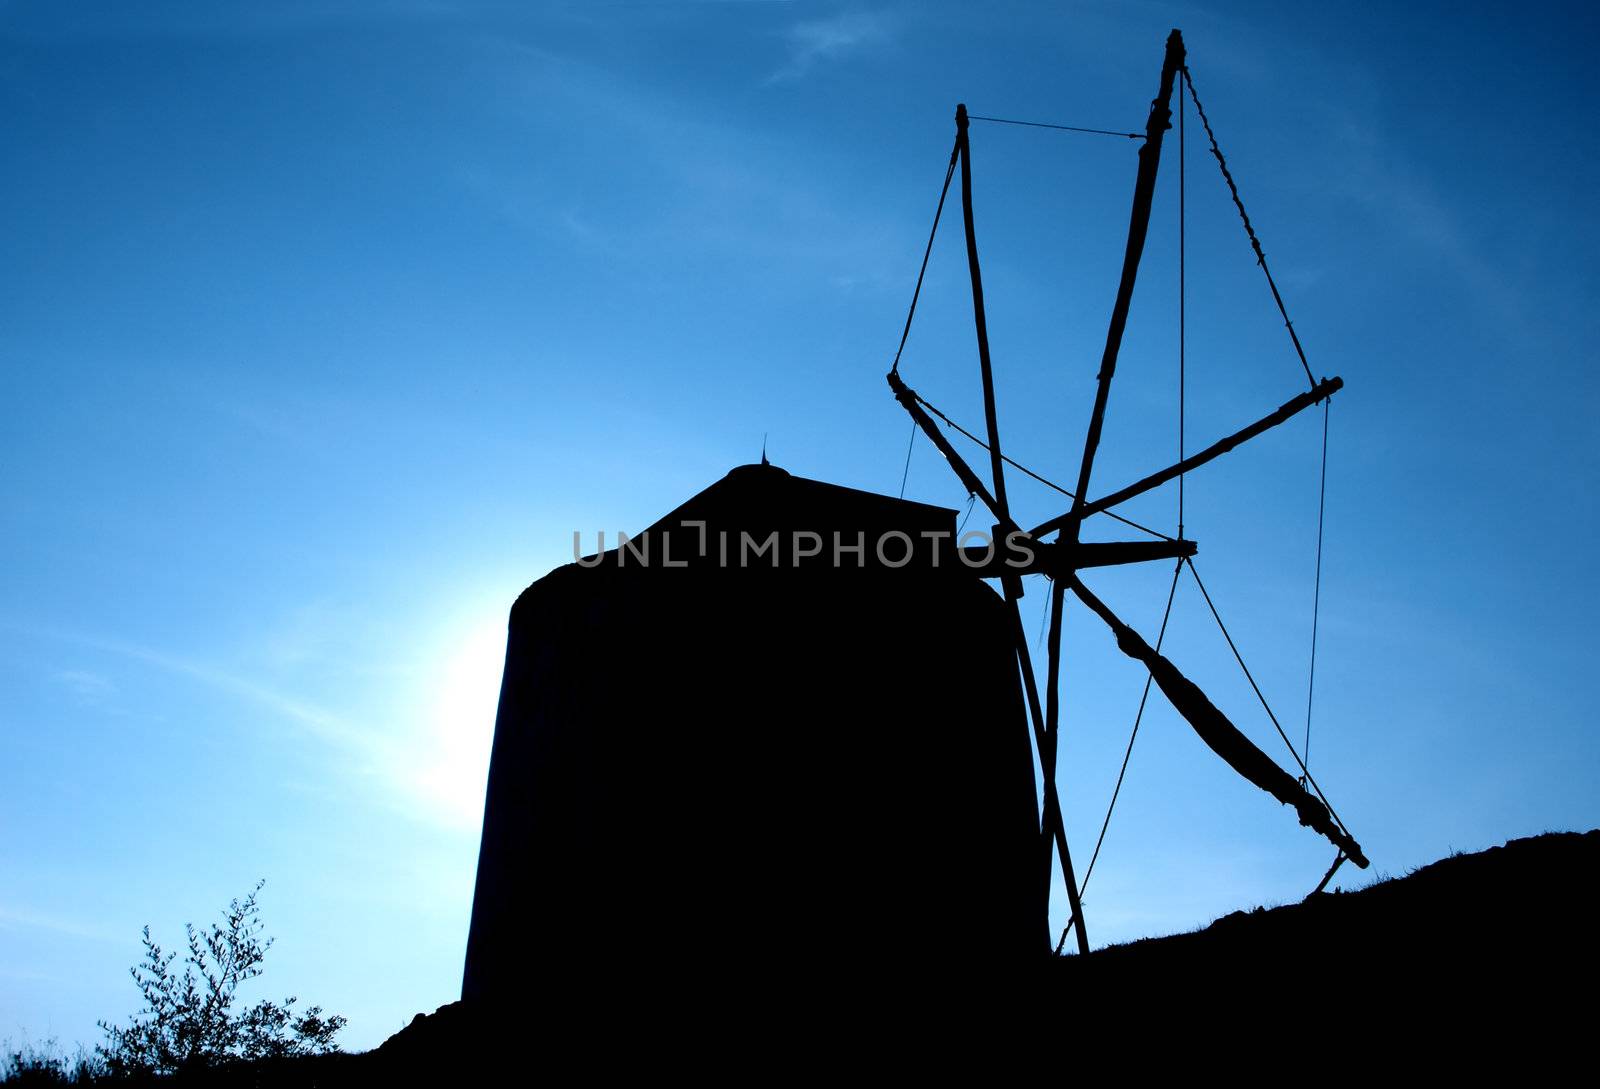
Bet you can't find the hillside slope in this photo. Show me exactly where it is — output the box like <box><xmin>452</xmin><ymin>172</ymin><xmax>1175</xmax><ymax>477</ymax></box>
<box><xmin>1048</xmin><ymin>829</ymin><xmax>1599</xmax><ymax>1033</ymax></box>
<box><xmin>1067</xmin><ymin>830</ymin><xmax>1595</xmax><ymax>964</ymax></box>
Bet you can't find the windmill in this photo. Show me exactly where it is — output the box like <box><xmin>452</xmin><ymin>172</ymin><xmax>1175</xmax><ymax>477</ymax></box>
<box><xmin>461</xmin><ymin>30</ymin><xmax>1370</xmax><ymax>1003</ymax></box>
<box><xmin>884</xmin><ymin>28</ymin><xmax>1367</xmax><ymax>957</ymax></box>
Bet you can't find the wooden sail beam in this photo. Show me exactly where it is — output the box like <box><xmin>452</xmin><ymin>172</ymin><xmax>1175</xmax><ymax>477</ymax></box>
<box><xmin>1040</xmin><ymin>579</ymin><xmax>1089</xmax><ymax>956</ymax></box>
<box><xmin>1064</xmin><ymin>29</ymin><xmax>1187</xmax><ymax>541</ymax></box>
<box><xmin>1036</xmin><ymin>31</ymin><xmax>1190</xmax><ymax>959</ymax></box>
<box><xmin>1030</xmin><ymin>376</ymin><xmax>1342</xmax><ymax>540</ymax></box>
<box><xmin>1068</xmin><ymin>575</ymin><xmax>1368</xmax><ymax>867</ymax></box>
<box><xmin>955</xmin><ymin>103</ymin><xmax>1012</xmax><ymax>526</ymax></box>
<box><xmin>1072</xmin><ymin>539</ymin><xmax>1196</xmax><ymax>568</ymax></box>
<box><xmin>887</xmin><ymin>369</ymin><xmax>1014</xmax><ymax>534</ymax></box>
<box><xmin>1008</xmin><ymin>603</ymin><xmax>1091</xmax><ymax>956</ymax></box>
<box><xmin>958</xmin><ymin>537</ymin><xmax>1195</xmax><ymax>577</ymax></box>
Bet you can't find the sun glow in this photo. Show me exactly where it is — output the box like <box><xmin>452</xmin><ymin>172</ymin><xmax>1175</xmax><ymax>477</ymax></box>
<box><xmin>412</xmin><ymin>615</ymin><xmax>508</xmax><ymax>829</ymax></box>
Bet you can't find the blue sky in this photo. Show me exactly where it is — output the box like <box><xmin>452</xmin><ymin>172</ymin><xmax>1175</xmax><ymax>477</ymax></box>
<box><xmin>3</xmin><ymin>0</ymin><xmax>1596</xmax><ymax>1050</ymax></box>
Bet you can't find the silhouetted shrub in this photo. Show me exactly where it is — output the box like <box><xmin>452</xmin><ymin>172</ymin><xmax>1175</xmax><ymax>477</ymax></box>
<box><xmin>95</xmin><ymin>881</ymin><xmax>346</xmax><ymax>1079</ymax></box>
<box><xmin>0</xmin><ymin>1040</ymin><xmax>102</xmax><ymax>1086</ymax></box>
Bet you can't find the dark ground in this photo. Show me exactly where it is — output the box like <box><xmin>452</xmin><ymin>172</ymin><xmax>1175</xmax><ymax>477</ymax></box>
<box><xmin>13</xmin><ymin>830</ymin><xmax>1595</xmax><ymax>1081</ymax></box>
<box><xmin>375</xmin><ymin>830</ymin><xmax>1600</xmax><ymax>1070</ymax></box>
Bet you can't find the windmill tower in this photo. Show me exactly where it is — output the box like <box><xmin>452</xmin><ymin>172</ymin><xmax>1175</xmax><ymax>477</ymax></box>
<box><xmin>463</xmin><ymin>463</ymin><xmax>1048</xmax><ymax>1003</ymax></box>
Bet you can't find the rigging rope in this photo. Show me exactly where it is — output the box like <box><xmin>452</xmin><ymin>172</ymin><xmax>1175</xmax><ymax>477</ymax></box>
<box><xmin>890</xmin><ymin>138</ymin><xmax>959</xmax><ymax>375</ymax></box>
<box><xmin>1308</xmin><ymin>849</ymin><xmax>1347</xmax><ymax>898</ymax></box>
<box><xmin>1183</xmin><ymin>556</ymin><xmax>1354</xmax><ymax>841</ymax></box>
<box><xmin>957</xmin><ymin>492</ymin><xmax>978</xmax><ymax>536</ymax></box>
<box><xmin>1302</xmin><ymin>400</ymin><xmax>1330</xmax><ymax>784</ymax></box>
<box><xmin>898</xmin><ymin>419</ymin><xmax>917</xmax><ymax>499</ymax></box>
<box><xmin>1181</xmin><ymin>66</ymin><xmax>1316</xmax><ymax>390</ymax></box>
<box><xmin>967</xmin><ymin>113</ymin><xmax>1143</xmax><ymax>140</ymax></box>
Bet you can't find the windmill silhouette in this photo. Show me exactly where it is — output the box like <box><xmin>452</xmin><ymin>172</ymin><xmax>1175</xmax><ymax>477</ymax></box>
<box><xmin>461</xmin><ymin>30</ymin><xmax>1369</xmax><ymax>1006</ymax></box>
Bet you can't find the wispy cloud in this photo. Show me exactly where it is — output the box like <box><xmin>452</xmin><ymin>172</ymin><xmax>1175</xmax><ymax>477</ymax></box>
<box><xmin>0</xmin><ymin>903</ymin><xmax>122</xmax><ymax>943</ymax></box>
<box><xmin>0</xmin><ymin>0</ymin><xmax>460</xmax><ymax>42</ymax></box>
<box><xmin>115</xmin><ymin>630</ymin><xmax>494</xmax><ymax>832</ymax></box>
<box><xmin>51</xmin><ymin>669</ymin><xmax>117</xmax><ymax>708</ymax></box>
<box><xmin>79</xmin><ymin>634</ymin><xmax>378</xmax><ymax>753</ymax></box>
<box><xmin>16</xmin><ymin>619</ymin><xmax>389</xmax><ymax>775</ymax></box>
<box><xmin>461</xmin><ymin>35</ymin><xmax>914</xmax><ymax>291</ymax></box>
<box><xmin>14</xmin><ymin>617</ymin><xmax>494</xmax><ymax>832</ymax></box>
<box><xmin>1324</xmin><ymin>114</ymin><xmax>1533</xmax><ymax>343</ymax></box>
<box><xmin>767</xmin><ymin>9</ymin><xmax>893</xmax><ymax>84</ymax></box>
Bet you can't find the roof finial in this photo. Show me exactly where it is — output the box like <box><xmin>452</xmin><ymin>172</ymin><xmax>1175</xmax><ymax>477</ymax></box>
<box><xmin>761</xmin><ymin>432</ymin><xmax>770</xmax><ymax>466</ymax></box>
